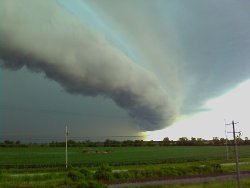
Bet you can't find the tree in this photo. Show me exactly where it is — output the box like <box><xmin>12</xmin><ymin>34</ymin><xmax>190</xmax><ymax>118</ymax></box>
<box><xmin>212</xmin><ymin>137</ymin><xmax>220</xmax><ymax>145</ymax></box>
<box><xmin>122</xmin><ymin>140</ymin><xmax>133</xmax><ymax>146</ymax></box>
<box><xmin>104</xmin><ymin>139</ymin><xmax>112</xmax><ymax>147</ymax></box>
<box><xmin>196</xmin><ymin>138</ymin><xmax>205</xmax><ymax>145</ymax></box>
<box><xmin>68</xmin><ymin>139</ymin><xmax>77</xmax><ymax>147</ymax></box>
<box><xmin>162</xmin><ymin>137</ymin><xmax>170</xmax><ymax>146</ymax></box>
<box><xmin>219</xmin><ymin>138</ymin><xmax>226</xmax><ymax>145</ymax></box>
<box><xmin>244</xmin><ymin>137</ymin><xmax>250</xmax><ymax>145</ymax></box>
<box><xmin>236</xmin><ymin>136</ymin><xmax>243</xmax><ymax>145</ymax></box>
<box><xmin>4</xmin><ymin>140</ymin><xmax>13</xmax><ymax>146</ymax></box>
<box><xmin>147</xmin><ymin>140</ymin><xmax>155</xmax><ymax>146</ymax></box>
<box><xmin>190</xmin><ymin>137</ymin><xmax>197</xmax><ymax>145</ymax></box>
<box><xmin>133</xmin><ymin>140</ymin><xmax>144</xmax><ymax>146</ymax></box>
<box><xmin>177</xmin><ymin>137</ymin><xmax>189</xmax><ymax>145</ymax></box>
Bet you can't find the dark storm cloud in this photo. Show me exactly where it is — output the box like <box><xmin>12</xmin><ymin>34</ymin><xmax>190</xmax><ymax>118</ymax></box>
<box><xmin>1</xmin><ymin>0</ymin><xmax>250</xmax><ymax>139</ymax></box>
<box><xmin>0</xmin><ymin>0</ymin><xmax>176</xmax><ymax>131</ymax></box>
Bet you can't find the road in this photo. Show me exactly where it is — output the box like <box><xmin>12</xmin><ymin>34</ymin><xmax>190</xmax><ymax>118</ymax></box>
<box><xmin>107</xmin><ymin>171</ymin><xmax>250</xmax><ymax>188</ymax></box>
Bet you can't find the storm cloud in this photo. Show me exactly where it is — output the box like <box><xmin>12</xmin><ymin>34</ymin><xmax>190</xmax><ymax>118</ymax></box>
<box><xmin>0</xmin><ymin>0</ymin><xmax>177</xmax><ymax>131</ymax></box>
<box><xmin>1</xmin><ymin>0</ymin><xmax>250</xmax><ymax>139</ymax></box>
<box><xmin>87</xmin><ymin>0</ymin><xmax>250</xmax><ymax>115</ymax></box>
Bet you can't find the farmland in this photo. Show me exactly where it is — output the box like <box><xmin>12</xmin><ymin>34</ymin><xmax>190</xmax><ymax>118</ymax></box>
<box><xmin>0</xmin><ymin>145</ymin><xmax>250</xmax><ymax>167</ymax></box>
<box><xmin>1</xmin><ymin>145</ymin><xmax>250</xmax><ymax>187</ymax></box>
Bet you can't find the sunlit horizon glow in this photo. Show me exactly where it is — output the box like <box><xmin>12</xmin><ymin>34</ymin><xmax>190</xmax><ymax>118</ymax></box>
<box><xmin>144</xmin><ymin>79</ymin><xmax>250</xmax><ymax>141</ymax></box>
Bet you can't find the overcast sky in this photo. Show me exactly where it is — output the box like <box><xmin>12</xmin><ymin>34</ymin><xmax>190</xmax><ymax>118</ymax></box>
<box><xmin>1</xmin><ymin>0</ymin><xmax>250</xmax><ymax>142</ymax></box>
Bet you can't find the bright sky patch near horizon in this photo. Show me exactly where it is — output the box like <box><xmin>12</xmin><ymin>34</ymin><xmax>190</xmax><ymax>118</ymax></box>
<box><xmin>0</xmin><ymin>0</ymin><xmax>250</xmax><ymax>142</ymax></box>
<box><xmin>145</xmin><ymin>79</ymin><xmax>250</xmax><ymax>141</ymax></box>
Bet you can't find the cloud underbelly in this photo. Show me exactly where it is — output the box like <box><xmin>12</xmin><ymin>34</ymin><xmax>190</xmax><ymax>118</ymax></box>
<box><xmin>0</xmin><ymin>0</ymin><xmax>176</xmax><ymax>131</ymax></box>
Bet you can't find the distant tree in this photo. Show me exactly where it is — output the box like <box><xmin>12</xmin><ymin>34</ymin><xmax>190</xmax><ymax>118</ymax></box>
<box><xmin>112</xmin><ymin>140</ymin><xmax>121</xmax><ymax>147</ymax></box>
<box><xmin>177</xmin><ymin>137</ymin><xmax>189</xmax><ymax>146</ymax></box>
<box><xmin>190</xmin><ymin>137</ymin><xmax>196</xmax><ymax>145</ymax></box>
<box><xmin>147</xmin><ymin>140</ymin><xmax>155</xmax><ymax>146</ymax></box>
<box><xmin>104</xmin><ymin>139</ymin><xmax>111</xmax><ymax>147</ymax></box>
<box><xmin>4</xmin><ymin>140</ymin><xmax>13</xmax><ymax>146</ymax></box>
<box><xmin>219</xmin><ymin>138</ymin><xmax>226</xmax><ymax>145</ymax></box>
<box><xmin>133</xmin><ymin>140</ymin><xmax>144</xmax><ymax>146</ymax></box>
<box><xmin>162</xmin><ymin>137</ymin><xmax>170</xmax><ymax>146</ymax></box>
<box><xmin>122</xmin><ymin>140</ymin><xmax>133</xmax><ymax>147</ymax></box>
<box><xmin>104</xmin><ymin>139</ymin><xmax>120</xmax><ymax>147</ymax></box>
<box><xmin>212</xmin><ymin>137</ymin><xmax>220</xmax><ymax>145</ymax></box>
<box><xmin>85</xmin><ymin>140</ymin><xmax>94</xmax><ymax>147</ymax></box>
<box><xmin>196</xmin><ymin>138</ymin><xmax>205</xmax><ymax>145</ymax></box>
<box><xmin>236</xmin><ymin>136</ymin><xmax>243</xmax><ymax>145</ymax></box>
<box><xmin>244</xmin><ymin>137</ymin><xmax>250</xmax><ymax>145</ymax></box>
<box><xmin>68</xmin><ymin>139</ymin><xmax>77</xmax><ymax>147</ymax></box>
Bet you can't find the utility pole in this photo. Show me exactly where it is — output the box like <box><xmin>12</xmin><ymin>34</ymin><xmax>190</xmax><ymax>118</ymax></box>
<box><xmin>65</xmin><ymin>125</ymin><xmax>69</xmax><ymax>169</ymax></box>
<box><xmin>227</xmin><ymin>121</ymin><xmax>240</xmax><ymax>188</ymax></box>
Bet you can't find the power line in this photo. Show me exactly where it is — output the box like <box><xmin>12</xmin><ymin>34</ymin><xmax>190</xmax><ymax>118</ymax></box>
<box><xmin>65</xmin><ymin>125</ymin><xmax>68</xmax><ymax>169</ymax></box>
<box><xmin>226</xmin><ymin>120</ymin><xmax>241</xmax><ymax>188</ymax></box>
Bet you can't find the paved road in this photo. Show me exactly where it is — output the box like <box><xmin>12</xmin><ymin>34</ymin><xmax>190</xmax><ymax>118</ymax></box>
<box><xmin>107</xmin><ymin>172</ymin><xmax>250</xmax><ymax>188</ymax></box>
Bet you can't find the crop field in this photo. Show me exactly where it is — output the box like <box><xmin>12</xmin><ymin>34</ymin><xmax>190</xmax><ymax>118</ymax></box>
<box><xmin>1</xmin><ymin>146</ymin><xmax>250</xmax><ymax>187</ymax></box>
<box><xmin>1</xmin><ymin>145</ymin><xmax>250</xmax><ymax>167</ymax></box>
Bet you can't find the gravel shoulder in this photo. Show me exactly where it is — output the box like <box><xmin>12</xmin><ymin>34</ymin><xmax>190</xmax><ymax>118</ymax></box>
<box><xmin>107</xmin><ymin>171</ymin><xmax>250</xmax><ymax>188</ymax></box>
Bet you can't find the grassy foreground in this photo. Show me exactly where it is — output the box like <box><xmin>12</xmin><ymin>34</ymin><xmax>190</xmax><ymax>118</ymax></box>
<box><xmin>0</xmin><ymin>146</ymin><xmax>249</xmax><ymax>187</ymax></box>
<box><xmin>0</xmin><ymin>163</ymin><xmax>250</xmax><ymax>188</ymax></box>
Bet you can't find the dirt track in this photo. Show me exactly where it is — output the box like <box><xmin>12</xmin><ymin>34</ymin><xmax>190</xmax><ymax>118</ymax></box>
<box><xmin>107</xmin><ymin>171</ymin><xmax>250</xmax><ymax>188</ymax></box>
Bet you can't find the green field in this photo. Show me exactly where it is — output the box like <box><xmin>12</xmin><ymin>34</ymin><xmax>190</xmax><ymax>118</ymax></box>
<box><xmin>1</xmin><ymin>146</ymin><xmax>250</xmax><ymax>187</ymax></box>
<box><xmin>1</xmin><ymin>145</ymin><xmax>250</xmax><ymax>167</ymax></box>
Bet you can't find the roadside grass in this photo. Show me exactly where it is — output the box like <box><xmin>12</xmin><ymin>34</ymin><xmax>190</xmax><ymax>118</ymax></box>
<box><xmin>0</xmin><ymin>173</ymin><xmax>72</xmax><ymax>188</ymax></box>
<box><xmin>0</xmin><ymin>160</ymin><xmax>250</xmax><ymax>187</ymax></box>
<box><xmin>0</xmin><ymin>166</ymin><xmax>109</xmax><ymax>188</ymax></box>
<box><xmin>113</xmin><ymin>157</ymin><xmax>250</xmax><ymax>174</ymax></box>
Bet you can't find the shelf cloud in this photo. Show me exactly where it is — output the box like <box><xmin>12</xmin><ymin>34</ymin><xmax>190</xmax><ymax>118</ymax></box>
<box><xmin>0</xmin><ymin>0</ymin><xmax>177</xmax><ymax>131</ymax></box>
<box><xmin>1</xmin><ymin>0</ymin><xmax>250</xmax><ymax>138</ymax></box>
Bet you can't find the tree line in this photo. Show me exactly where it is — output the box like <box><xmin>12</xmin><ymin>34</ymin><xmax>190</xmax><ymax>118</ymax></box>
<box><xmin>1</xmin><ymin>136</ymin><xmax>250</xmax><ymax>147</ymax></box>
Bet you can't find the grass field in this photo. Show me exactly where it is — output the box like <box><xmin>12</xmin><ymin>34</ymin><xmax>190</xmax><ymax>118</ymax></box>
<box><xmin>1</xmin><ymin>146</ymin><xmax>250</xmax><ymax>187</ymax></box>
<box><xmin>1</xmin><ymin>145</ymin><xmax>250</xmax><ymax>167</ymax></box>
